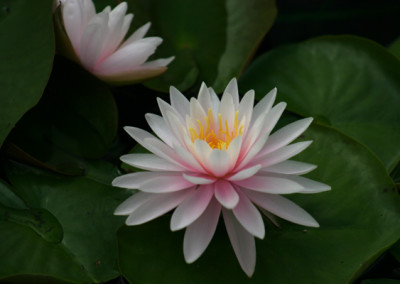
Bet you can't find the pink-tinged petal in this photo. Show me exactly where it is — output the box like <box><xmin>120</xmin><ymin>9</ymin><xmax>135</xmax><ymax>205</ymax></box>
<box><xmin>214</xmin><ymin>180</ymin><xmax>239</xmax><ymax>209</ymax></box>
<box><xmin>259</xmin><ymin>102</ymin><xmax>286</xmax><ymax>136</ymax></box>
<box><xmin>126</xmin><ymin>189</ymin><xmax>192</xmax><ymax>225</ymax></box>
<box><xmin>62</xmin><ymin>0</ymin><xmax>95</xmax><ymax>49</ymax></box>
<box><xmin>142</xmin><ymin>56</ymin><xmax>174</xmax><ymax>67</ymax></box>
<box><xmin>222</xmin><ymin>209</ymin><xmax>256</xmax><ymax>277</ymax></box>
<box><xmin>120</xmin><ymin>13</ymin><xmax>133</xmax><ymax>43</ymax></box>
<box><xmin>241</xmin><ymin>111</ymin><xmax>268</xmax><ymax>155</ymax></box>
<box><xmin>223</xmin><ymin>78</ymin><xmax>239</xmax><ymax>109</ymax></box>
<box><xmin>183</xmin><ymin>173</ymin><xmax>216</xmax><ymax>185</ymax></box>
<box><xmin>139</xmin><ymin>173</ymin><xmax>194</xmax><ymax>193</ymax></box>
<box><xmin>100</xmin><ymin>2</ymin><xmax>128</xmax><ymax>58</ymax></box>
<box><xmin>284</xmin><ymin>175</ymin><xmax>331</xmax><ymax>194</ymax></box>
<box><xmin>251</xmin><ymin>87</ymin><xmax>276</xmax><ymax>124</ymax></box>
<box><xmin>237</xmin><ymin>133</ymin><xmax>268</xmax><ymax>170</ymax></box>
<box><xmin>261</xmin><ymin>117</ymin><xmax>313</xmax><ymax>156</ymax></box>
<box><xmin>207</xmin><ymin>149</ymin><xmax>231</xmax><ymax>177</ymax></box>
<box><xmin>233</xmin><ymin>191</ymin><xmax>265</xmax><ymax>239</ymax></box>
<box><xmin>174</xmin><ymin>145</ymin><xmax>207</xmax><ymax>173</ymax></box>
<box><xmin>95</xmin><ymin>65</ymin><xmax>168</xmax><ymax>84</ymax></box>
<box><xmin>114</xmin><ymin>191</ymin><xmax>153</xmax><ymax>215</ymax></box>
<box><xmin>171</xmin><ymin>184</ymin><xmax>214</xmax><ymax>231</ymax></box>
<box><xmin>120</xmin><ymin>22</ymin><xmax>151</xmax><ymax>48</ymax></box>
<box><xmin>208</xmin><ymin>87</ymin><xmax>220</xmax><ymax>114</ymax></box>
<box><xmin>120</xmin><ymin>153</ymin><xmax>184</xmax><ymax>171</ymax></box>
<box><xmin>244</xmin><ymin>190</ymin><xmax>319</xmax><ymax>227</ymax></box>
<box><xmin>253</xmin><ymin>141</ymin><xmax>313</xmax><ymax>168</ymax></box>
<box><xmin>234</xmin><ymin>175</ymin><xmax>304</xmax><ymax>194</ymax></box>
<box><xmin>112</xmin><ymin>171</ymin><xmax>157</xmax><ymax>189</ymax></box>
<box><xmin>184</xmin><ymin>198</ymin><xmax>221</xmax><ymax>263</ymax></box>
<box><xmin>123</xmin><ymin>126</ymin><xmax>185</xmax><ymax>168</ymax></box>
<box><xmin>170</xmin><ymin>86</ymin><xmax>190</xmax><ymax>120</ymax></box>
<box><xmin>145</xmin><ymin>113</ymin><xmax>180</xmax><ymax>147</ymax></box>
<box><xmin>237</xmin><ymin>90</ymin><xmax>254</xmax><ymax>134</ymax></box>
<box><xmin>261</xmin><ymin>160</ymin><xmax>317</xmax><ymax>175</ymax></box>
<box><xmin>96</xmin><ymin>37</ymin><xmax>163</xmax><ymax>73</ymax></box>
<box><xmin>226</xmin><ymin>136</ymin><xmax>242</xmax><ymax>168</ymax></box>
<box><xmin>197</xmin><ymin>83</ymin><xmax>213</xmax><ymax>112</ymax></box>
<box><xmin>79</xmin><ymin>11</ymin><xmax>108</xmax><ymax>69</ymax></box>
<box><xmin>228</xmin><ymin>165</ymin><xmax>262</xmax><ymax>181</ymax></box>
<box><xmin>218</xmin><ymin>91</ymin><xmax>235</xmax><ymax>132</ymax></box>
<box><xmin>193</xmin><ymin>140</ymin><xmax>212</xmax><ymax>170</ymax></box>
<box><xmin>189</xmin><ymin>97</ymin><xmax>207</xmax><ymax>124</ymax></box>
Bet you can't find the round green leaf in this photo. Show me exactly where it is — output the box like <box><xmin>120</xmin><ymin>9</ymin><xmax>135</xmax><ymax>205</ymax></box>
<box><xmin>0</xmin><ymin>160</ymin><xmax>129</xmax><ymax>283</ymax></box>
<box><xmin>117</xmin><ymin>123</ymin><xmax>400</xmax><ymax>283</ymax></box>
<box><xmin>0</xmin><ymin>0</ymin><xmax>54</xmax><ymax>147</ymax></box>
<box><xmin>114</xmin><ymin>0</ymin><xmax>277</xmax><ymax>92</ymax></box>
<box><xmin>7</xmin><ymin>57</ymin><xmax>119</xmax><ymax>172</ymax></box>
<box><xmin>239</xmin><ymin>35</ymin><xmax>400</xmax><ymax>171</ymax></box>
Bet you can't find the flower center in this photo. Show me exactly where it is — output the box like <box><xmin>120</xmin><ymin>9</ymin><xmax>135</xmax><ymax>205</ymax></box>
<box><xmin>189</xmin><ymin>108</ymin><xmax>243</xmax><ymax>150</ymax></box>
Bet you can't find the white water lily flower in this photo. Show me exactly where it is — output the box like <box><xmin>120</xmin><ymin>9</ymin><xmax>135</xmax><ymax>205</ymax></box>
<box><xmin>112</xmin><ymin>78</ymin><xmax>330</xmax><ymax>276</ymax></box>
<box><xmin>57</xmin><ymin>0</ymin><xmax>174</xmax><ymax>83</ymax></box>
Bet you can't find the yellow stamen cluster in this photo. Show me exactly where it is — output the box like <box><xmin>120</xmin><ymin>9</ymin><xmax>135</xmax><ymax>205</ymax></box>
<box><xmin>189</xmin><ymin>108</ymin><xmax>243</xmax><ymax>150</ymax></box>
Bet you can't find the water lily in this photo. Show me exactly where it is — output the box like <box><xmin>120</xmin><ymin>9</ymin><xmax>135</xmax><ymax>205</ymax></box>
<box><xmin>112</xmin><ymin>78</ymin><xmax>330</xmax><ymax>276</ymax></box>
<box><xmin>56</xmin><ymin>0</ymin><xmax>173</xmax><ymax>84</ymax></box>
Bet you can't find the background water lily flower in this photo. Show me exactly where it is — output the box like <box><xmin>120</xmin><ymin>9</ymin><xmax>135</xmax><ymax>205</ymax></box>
<box><xmin>57</xmin><ymin>0</ymin><xmax>174</xmax><ymax>83</ymax></box>
<box><xmin>112</xmin><ymin>78</ymin><xmax>331</xmax><ymax>276</ymax></box>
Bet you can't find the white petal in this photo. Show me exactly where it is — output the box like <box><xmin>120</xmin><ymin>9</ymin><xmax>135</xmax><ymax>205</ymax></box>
<box><xmin>189</xmin><ymin>97</ymin><xmax>207</xmax><ymax>122</ymax></box>
<box><xmin>95</xmin><ymin>37</ymin><xmax>163</xmax><ymax>73</ymax></box>
<box><xmin>262</xmin><ymin>160</ymin><xmax>317</xmax><ymax>175</ymax></box>
<box><xmin>223</xmin><ymin>78</ymin><xmax>239</xmax><ymax>109</ymax></box>
<box><xmin>284</xmin><ymin>175</ymin><xmax>331</xmax><ymax>194</ymax></box>
<box><xmin>142</xmin><ymin>56</ymin><xmax>174</xmax><ymax>67</ymax></box>
<box><xmin>193</xmin><ymin>140</ymin><xmax>212</xmax><ymax>170</ymax></box>
<box><xmin>218</xmin><ymin>91</ymin><xmax>235</xmax><ymax>132</ymax></box>
<box><xmin>214</xmin><ymin>180</ymin><xmax>239</xmax><ymax>209</ymax></box>
<box><xmin>79</xmin><ymin>11</ymin><xmax>108</xmax><ymax>69</ymax></box>
<box><xmin>222</xmin><ymin>208</ymin><xmax>256</xmax><ymax>277</ymax></box>
<box><xmin>244</xmin><ymin>190</ymin><xmax>320</xmax><ymax>227</ymax></box>
<box><xmin>139</xmin><ymin>173</ymin><xmax>194</xmax><ymax>193</ymax></box>
<box><xmin>253</xmin><ymin>141</ymin><xmax>313</xmax><ymax>168</ymax></box>
<box><xmin>174</xmin><ymin>145</ymin><xmax>207</xmax><ymax>173</ymax></box>
<box><xmin>207</xmin><ymin>149</ymin><xmax>231</xmax><ymax>177</ymax></box>
<box><xmin>123</xmin><ymin>126</ymin><xmax>185</xmax><ymax>168</ymax></box>
<box><xmin>184</xmin><ymin>198</ymin><xmax>221</xmax><ymax>263</ymax></box>
<box><xmin>120</xmin><ymin>22</ymin><xmax>151</xmax><ymax>48</ymax></box>
<box><xmin>208</xmin><ymin>87</ymin><xmax>220</xmax><ymax>114</ymax></box>
<box><xmin>234</xmin><ymin>175</ymin><xmax>304</xmax><ymax>194</ymax></box>
<box><xmin>237</xmin><ymin>90</ymin><xmax>254</xmax><ymax>134</ymax></box>
<box><xmin>261</xmin><ymin>117</ymin><xmax>313</xmax><ymax>156</ymax></box>
<box><xmin>145</xmin><ymin>113</ymin><xmax>180</xmax><ymax>147</ymax></box>
<box><xmin>126</xmin><ymin>189</ymin><xmax>192</xmax><ymax>225</ymax></box>
<box><xmin>251</xmin><ymin>87</ymin><xmax>276</xmax><ymax>124</ymax></box>
<box><xmin>170</xmin><ymin>86</ymin><xmax>190</xmax><ymax>119</ymax></box>
<box><xmin>112</xmin><ymin>171</ymin><xmax>155</xmax><ymax>189</ymax></box>
<box><xmin>114</xmin><ymin>191</ymin><xmax>153</xmax><ymax>215</ymax></box>
<box><xmin>237</xmin><ymin>133</ymin><xmax>269</xmax><ymax>170</ymax></box>
<box><xmin>197</xmin><ymin>83</ymin><xmax>213</xmax><ymax>112</ymax></box>
<box><xmin>120</xmin><ymin>153</ymin><xmax>184</xmax><ymax>171</ymax></box>
<box><xmin>171</xmin><ymin>184</ymin><xmax>214</xmax><ymax>231</ymax></box>
<box><xmin>228</xmin><ymin>165</ymin><xmax>262</xmax><ymax>181</ymax></box>
<box><xmin>233</xmin><ymin>190</ymin><xmax>265</xmax><ymax>239</ymax></box>
<box><xmin>226</xmin><ymin>136</ymin><xmax>242</xmax><ymax>169</ymax></box>
<box><xmin>183</xmin><ymin>173</ymin><xmax>216</xmax><ymax>184</ymax></box>
<box><xmin>259</xmin><ymin>102</ymin><xmax>286</xmax><ymax>136</ymax></box>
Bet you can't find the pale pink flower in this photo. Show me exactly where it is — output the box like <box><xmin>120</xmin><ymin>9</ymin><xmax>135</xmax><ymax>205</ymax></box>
<box><xmin>112</xmin><ymin>78</ymin><xmax>330</xmax><ymax>276</ymax></box>
<box><xmin>58</xmin><ymin>0</ymin><xmax>174</xmax><ymax>83</ymax></box>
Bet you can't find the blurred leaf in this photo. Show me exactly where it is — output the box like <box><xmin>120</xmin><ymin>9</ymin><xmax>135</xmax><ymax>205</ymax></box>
<box><xmin>362</xmin><ymin>279</ymin><xmax>400</xmax><ymax>284</ymax></box>
<box><xmin>7</xmin><ymin>57</ymin><xmax>118</xmax><ymax>174</ymax></box>
<box><xmin>240</xmin><ymin>35</ymin><xmax>400</xmax><ymax>171</ymax></box>
<box><xmin>389</xmin><ymin>37</ymin><xmax>400</xmax><ymax>58</ymax></box>
<box><xmin>112</xmin><ymin>0</ymin><xmax>277</xmax><ymax>92</ymax></box>
<box><xmin>117</xmin><ymin>122</ymin><xmax>400</xmax><ymax>283</ymax></box>
<box><xmin>0</xmin><ymin>0</ymin><xmax>54</xmax><ymax>147</ymax></box>
<box><xmin>0</xmin><ymin>160</ymin><xmax>129</xmax><ymax>283</ymax></box>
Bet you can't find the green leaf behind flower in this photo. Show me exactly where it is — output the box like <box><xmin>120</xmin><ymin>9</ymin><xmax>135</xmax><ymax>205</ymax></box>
<box><xmin>240</xmin><ymin>35</ymin><xmax>400</xmax><ymax>172</ymax></box>
<box><xmin>110</xmin><ymin>0</ymin><xmax>277</xmax><ymax>93</ymax></box>
<box><xmin>117</xmin><ymin>122</ymin><xmax>400</xmax><ymax>283</ymax></box>
<box><xmin>0</xmin><ymin>160</ymin><xmax>129</xmax><ymax>283</ymax></box>
<box><xmin>0</xmin><ymin>0</ymin><xmax>54</xmax><ymax>148</ymax></box>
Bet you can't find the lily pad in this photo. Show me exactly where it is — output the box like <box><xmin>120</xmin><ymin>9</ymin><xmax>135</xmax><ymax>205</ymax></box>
<box><xmin>117</xmin><ymin>122</ymin><xmax>400</xmax><ymax>283</ymax></box>
<box><xmin>0</xmin><ymin>0</ymin><xmax>54</xmax><ymax>147</ymax></box>
<box><xmin>239</xmin><ymin>35</ymin><xmax>400</xmax><ymax>171</ymax></box>
<box><xmin>0</xmin><ymin>160</ymin><xmax>129</xmax><ymax>283</ymax></box>
<box><xmin>114</xmin><ymin>0</ymin><xmax>277</xmax><ymax>92</ymax></box>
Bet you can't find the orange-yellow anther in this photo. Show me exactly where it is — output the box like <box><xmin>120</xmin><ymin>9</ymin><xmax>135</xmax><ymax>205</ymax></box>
<box><xmin>188</xmin><ymin>108</ymin><xmax>243</xmax><ymax>149</ymax></box>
